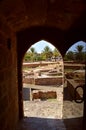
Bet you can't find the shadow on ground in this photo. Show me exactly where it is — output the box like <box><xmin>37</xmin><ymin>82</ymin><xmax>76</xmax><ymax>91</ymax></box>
<box><xmin>16</xmin><ymin>116</ymin><xmax>83</xmax><ymax>130</ymax></box>
<box><xmin>17</xmin><ymin>117</ymin><xmax>65</xmax><ymax>130</ymax></box>
<box><xmin>63</xmin><ymin>117</ymin><xmax>83</xmax><ymax>130</ymax></box>
<box><xmin>63</xmin><ymin>86</ymin><xmax>73</xmax><ymax>101</ymax></box>
<box><xmin>23</xmin><ymin>88</ymin><xmax>30</xmax><ymax>100</ymax></box>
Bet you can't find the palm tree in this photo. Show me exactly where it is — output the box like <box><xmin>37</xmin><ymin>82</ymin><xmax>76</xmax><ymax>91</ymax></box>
<box><xmin>30</xmin><ymin>47</ymin><xmax>35</xmax><ymax>53</ymax></box>
<box><xmin>65</xmin><ymin>51</ymin><xmax>75</xmax><ymax>61</ymax></box>
<box><xmin>30</xmin><ymin>47</ymin><xmax>36</xmax><ymax>62</ymax></box>
<box><xmin>43</xmin><ymin>46</ymin><xmax>53</xmax><ymax>61</ymax></box>
<box><xmin>53</xmin><ymin>48</ymin><xmax>60</xmax><ymax>61</ymax></box>
<box><xmin>75</xmin><ymin>45</ymin><xmax>84</xmax><ymax>62</ymax></box>
<box><xmin>76</xmin><ymin>45</ymin><xmax>83</xmax><ymax>53</ymax></box>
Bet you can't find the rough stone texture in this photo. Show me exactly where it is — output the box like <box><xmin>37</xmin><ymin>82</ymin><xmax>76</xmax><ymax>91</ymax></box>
<box><xmin>0</xmin><ymin>23</ymin><xmax>19</xmax><ymax>130</ymax></box>
<box><xmin>32</xmin><ymin>91</ymin><xmax>57</xmax><ymax>100</ymax></box>
<box><xmin>35</xmin><ymin>77</ymin><xmax>63</xmax><ymax>85</ymax></box>
<box><xmin>23</xmin><ymin>76</ymin><xmax>63</xmax><ymax>85</ymax></box>
<box><xmin>66</xmin><ymin>77</ymin><xmax>85</xmax><ymax>101</ymax></box>
<box><xmin>0</xmin><ymin>0</ymin><xmax>86</xmax><ymax>129</ymax></box>
<box><xmin>23</xmin><ymin>77</ymin><xmax>34</xmax><ymax>84</ymax></box>
<box><xmin>0</xmin><ymin>0</ymin><xmax>85</xmax><ymax>31</ymax></box>
<box><xmin>63</xmin><ymin>86</ymin><xmax>83</xmax><ymax>130</ymax></box>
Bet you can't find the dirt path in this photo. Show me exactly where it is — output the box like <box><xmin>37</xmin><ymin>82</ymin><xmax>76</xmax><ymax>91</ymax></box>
<box><xmin>17</xmin><ymin>84</ymin><xmax>66</xmax><ymax>130</ymax></box>
<box><xmin>16</xmin><ymin>84</ymin><xmax>83</xmax><ymax>130</ymax></box>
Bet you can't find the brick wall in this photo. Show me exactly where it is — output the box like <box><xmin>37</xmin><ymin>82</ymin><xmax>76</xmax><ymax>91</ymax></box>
<box><xmin>0</xmin><ymin>19</ymin><xmax>19</xmax><ymax>130</ymax></box>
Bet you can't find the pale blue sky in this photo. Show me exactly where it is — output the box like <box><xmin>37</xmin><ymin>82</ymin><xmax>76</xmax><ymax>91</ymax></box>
<box><xmin>29</xmin><ymin>40</ymin><xmax>55</xmax><ymax>53</ymax></box>
<box><xmin>28</xmin><ymin>40</ymin><xmax>86</xmax><ymax>53</ymax></box>
<box><xmin>67</xmin><ymin>41</ymin><xmax>86</xmax><ymax>52</ymax></box>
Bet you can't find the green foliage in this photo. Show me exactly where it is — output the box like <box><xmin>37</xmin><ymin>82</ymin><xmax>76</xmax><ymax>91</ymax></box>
<box><xmin>64</xmin><ymin>51</ymin><xmax>75</xmax><ymax>61</ymax></box>
<box><xmin>74</xmin><ymin>45</ymin><xmax>85</xmax><ymax>62</ymax></box>
<box><xmin>53</xmin><ymin>48</ymin><xmax>59</xmax><ymax>57</ymax></box>
<box><xmin>24</xmin><ymin>44</ymin><xmax>86</xmax><ymax>63</ymax></box>
<box><xmin>24</xmin><ymin>45</ymin><xmax>55</xmax><ymax>62</ymax></box>
<box><xmin>30</xmin><ymin>47</ymin><xmax>36</xmax><ymax>53</ymax></box>
<box><xmin>75</xmin><ymin>45</ymin><xmax>84</xmax><ymax>53</ymax></box>
<box><xmin>64</xmin><ymin>45</ymin><xmax>86</xmax><ymax>63</ymax></box>
<box><xmin>42</xmin><ymin>46</ymin><xmax>53</xmax><ymax>60</ymax></box>
<box><xmin>24</xmin><ymin>52</ymin><xmax>32</xmax><ymax>61</ymax></box>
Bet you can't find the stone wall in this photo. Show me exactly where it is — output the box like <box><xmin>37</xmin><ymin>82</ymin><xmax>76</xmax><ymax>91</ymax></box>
<box><xmin>23</xmin><ymin>77</ymin><xmax>34</xmax><ymax>84</ymax></box>
<box><xmin>0</xmin><ymin>19</ymin><xmax>19</xmax><ymax>130</ymax></box>
<box><xmin>23</xmin><ymin>76</ymin><xmax>63</xmax><ymax>86</ymax></box>
<box><xmin>35</xmin><ymin>77</ymin><xmax>63</xmax><ymax>85</ymax></box>
<box><xmin>32</xmin><ymin>91</ymin><xmax>57</xmax><ymax>100</ymax></box>
<box><xmin>67</xmin><ymin>79</ymin><xmax>82</xmax><ymax>100</ymax></box>
<box><xmin>23</xmin><ymin>62</ymin><xmax>58</xmax><ymax>68</ymax></box>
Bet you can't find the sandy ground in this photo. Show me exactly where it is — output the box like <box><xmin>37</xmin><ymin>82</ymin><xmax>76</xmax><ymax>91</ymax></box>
<box><xmin>16</xmin><ymin>83</ymin><xmax>83</xmax><ymax>130</ymax></box>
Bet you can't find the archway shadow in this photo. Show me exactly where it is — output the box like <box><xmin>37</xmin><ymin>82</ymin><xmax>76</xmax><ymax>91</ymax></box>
<box><xmin>23</xmin><ymin>87</ymin><xmax>30</xmax><ymax>101</ymax></box>
<box><xmin>63</xmin><ymin>86</ymin><xmax>73</xmax><ymax>101</ymax></box>
<box><xmin>63</xmin><ymin>117</ymin><xmax>83</xmax><ymax>130</ymax></box>
<box><xmin>16</xmin><ymin>116</ymin><xmax>83</xmax><ymax>130</ymax></box>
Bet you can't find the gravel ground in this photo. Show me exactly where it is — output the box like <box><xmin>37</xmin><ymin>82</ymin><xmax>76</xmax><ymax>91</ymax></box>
<box><xmin>17</xmin><ymin>84</ymin><xmax>66</xmax><ymax>130</ymax></box>
<box><xmin>16</xmin><ymin>84</ymin><xmax>84</xmax><ymax>130</ymax></box>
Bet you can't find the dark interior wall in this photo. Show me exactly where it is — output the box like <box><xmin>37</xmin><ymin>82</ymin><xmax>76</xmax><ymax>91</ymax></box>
<box><xmin>17</xmin><ymin>26</ymin><xmax>65</xmax><ymax>60</ymax></box>
<box><xmin>17</xmin><ymin>25</ymin><xmax>86</xmax><ymax>60</ymax></box>
<box><xmin>0</xmin><ymin>20</ymin><xmax>19</xmax><ymax>130</ymax></box>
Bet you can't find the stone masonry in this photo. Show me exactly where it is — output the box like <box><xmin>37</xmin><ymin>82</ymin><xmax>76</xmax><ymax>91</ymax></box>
<box><xmin>0</xmin><ymin>20</ymin><xmax>19</xmax><ymax>130</ymax></box>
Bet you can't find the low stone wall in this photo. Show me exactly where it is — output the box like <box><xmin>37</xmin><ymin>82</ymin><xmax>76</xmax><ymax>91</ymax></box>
<box><xmin>23</xmin><ymin>62</ymin><xmax>58</xmax><ymax>68</ymax></box>
<box><xmin>32</xmin><ymin>91</ymin><xmax>57</xmax><ymax>100</ymax></box>
<box><xmin>67</xmin><ymin>79</ymin><xmax>82</xmax><ymax>100</ymax></box>
<box><xmin>35</xmin><ymin>77</ymin><xmax>63</xmax><ymax>85</ymax></box>
<box><xmin>23</xmin><ymin>76</ymin><xmax>63</xmax><ymax>86</ymax></box>
<box><xmin>23</xmin><ymin>77</ymin><xmax>34</xmax><ymax>84</ymax></box>
<box><xmin>64</xmin><ymin>63</ymin><xmax>85</xmax><ymax>70</ymax></box>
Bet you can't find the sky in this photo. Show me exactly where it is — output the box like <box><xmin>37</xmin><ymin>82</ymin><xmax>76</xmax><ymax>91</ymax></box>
<box><xmin>29</xmin><ymin>40</ymin><xmax>55</xmax><ymax>53</ymax></box>
<box><xmin>28</xmin><ymin>40</ymin><xmax>86</xmax><ymax>53</ymax></box>
<box><xmin>67</xmin><ymin>41</ymin><xmax>86</xmax><ymax>52</ymax></box>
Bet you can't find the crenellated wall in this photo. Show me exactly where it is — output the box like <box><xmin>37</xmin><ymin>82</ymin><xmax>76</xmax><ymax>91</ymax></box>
<box><xmin>0</xmin><ymin>19</ymin><xmax>19</xmax><ymax>130</ymax></box>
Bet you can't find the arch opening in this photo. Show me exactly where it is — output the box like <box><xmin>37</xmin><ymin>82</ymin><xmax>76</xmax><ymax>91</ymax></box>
<box><xmin>22</xmin><ymin>40</ymin><xmax>65</xmax><ymax>126</ymax></box>
<box><xmin>63</xmin><ymin>41</ymin><xmax>86</xmax><ymax>130</ymax></box>
<box><xmin>16</xmin><ymin>25</ymin><xmax>86</xmax><ymax>129</ymax></box>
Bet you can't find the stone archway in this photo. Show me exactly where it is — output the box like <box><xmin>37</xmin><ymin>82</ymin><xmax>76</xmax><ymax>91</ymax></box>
<box><xmin>16</xmin><ymin>27</ymin><xmax>65</xmax><ymax>118</ymax></box>
<box><xmin>22</xmin><ymin>39</ymin><xmax>64</xmax><ymax>115</ymax></box>
<box><xmin>16</xmin><ymin>26</ymin><xmax>86</xmax><ymax>130</ymax></box>
<box><xmin>63</xmin><ymin>41</ymin><xmax>86</xmax><ymax>130</ymax></box>
<box><xmin>17</xmin><ymin>38</ymin><xmax>66</xmax><ymax>130</ymax></box>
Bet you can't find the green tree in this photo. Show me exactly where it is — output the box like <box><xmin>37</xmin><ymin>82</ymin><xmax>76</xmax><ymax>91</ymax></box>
<box><xmin>76</xmin><ymin>45</ymin><xmax>84</xmax><ymax>53</ymax></box>
<box><xmin>30</xmin><ymin>47</ymin><xmax>37</xmax><ymax>61</ymax></box>
<box><xmin>75</xmin><ymin>45</ymin><xmax>85</xmax><ymax>62</ymax></box>
<box><xmin>42</xmin><ymin>46</ymin><xmax>53</xmax><ymax>60</ymax></box>
<box><xmin>23</xmin><ymin>51</ymin><xmax>32</xmax><ymax>62</ymax></box>
<box><xmin>53</xmin><ymin>48</ymin><xmax>60</xmax><ymax>61</ymax></box>
<box><xmin>64</xmin><ymin>51</ymin><xmax>75</xmax><ymax>61</ymax></box>
<box><xmin>35</xmin><ymin>54</ymin><xmax>43</xmax><ymax>61</ymax></box>
<box><xmin>30</xmin><ymin>47</ymin><xmax>35</xmax><ymax>53</ymax></box>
